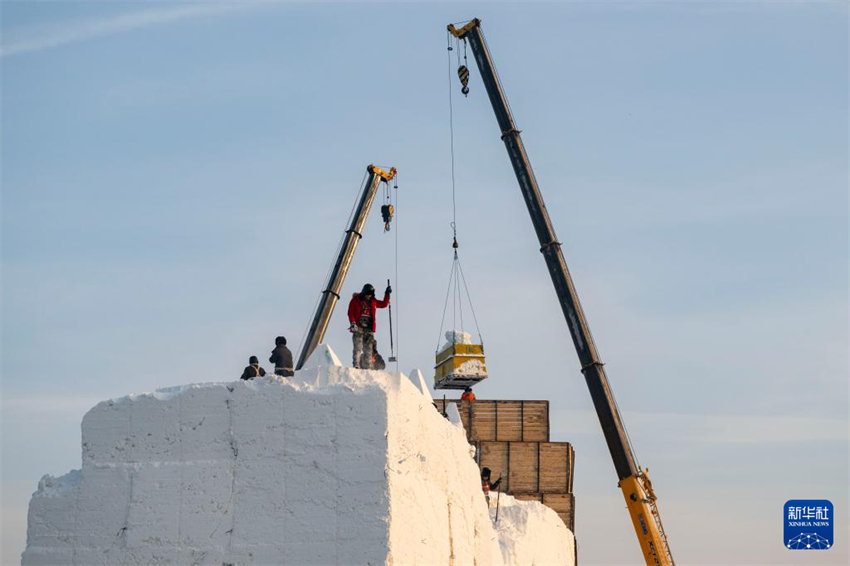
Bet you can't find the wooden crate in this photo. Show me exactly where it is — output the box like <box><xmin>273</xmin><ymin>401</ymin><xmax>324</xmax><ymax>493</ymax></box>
<box><xmin>508</xmin><ymin>442</ymin><xmax>538</xmax><ymax>493</ymax></box>
<box><xmin>477</xmin><ymin>441</ymin><xmax>573</xmax><ymax>495</ymax></box>
<box><xmin>539</xmin><ymin>443</ymin><xmax>575</xmax><ymax>493</ymax></box>
<box><xmin>478</xmin><ymin>441</ymin><xmax>509</xmax><ymax>489</ymax></box>
<box><xmin>543</xmin><ymin>493</ymin><xmax>575</xmax><ymax>532</ymax></box>
<box><xmin>433</xmin><ymin>399</ymin><xmax>549</xmax><ymax>442</ymax></box>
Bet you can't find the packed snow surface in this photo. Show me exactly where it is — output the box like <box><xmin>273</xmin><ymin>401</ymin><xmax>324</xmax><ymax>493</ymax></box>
<box><xmin>454</xmin><ymin>358</ymin><xmax>487</xmax><ymax>376</ymax></box>
<box><xmin>492</xmin><ymin>494</ymin><xmax>575</xmax><ymax>565</ymax></box>
<box><xmin>23</xmin><ymin>344</ymin><xmax>574</xmax><ymax>565</ymax></box>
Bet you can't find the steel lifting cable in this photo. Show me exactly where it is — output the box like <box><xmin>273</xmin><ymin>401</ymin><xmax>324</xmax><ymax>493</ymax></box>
<box><xmin>437</xmin><ymin>255</ymin><xmax>456</xmax><ymax>351</ymax></box>
<box><xmin>372</xmin><ymin>164</ymin><xmax>400</xmax><ymax>364</ymax></box>
<box><xmin>436</xmin><ymin>250</ymin><xmax>474</xmax><ymax>350</ymax></box>
<box><xmin>392</xmin><ymin>172</ymin><xmax>400</xmax><ymax>368</ymax></box>
<box><xmin>453</xmin><ymin>255</ymin><xmax>463</xmax><ymax>335</ymax></box>
<box><xmin>447</xmin><ymin>32</ymin><xmax>458</xmax><ymax>231</ymax></box>
<box><xmin>437</xmin><ymin>30</ymin><xmax>460</xmax><ymax>351</ymax></box>
<box><xmin>437</xmin><ymin>241</ymin><xmax>484</xmax><ymax>349</ymax></box>
<box><xmin>436</xmin><ymin>31</ymin><xmax>483</xmax><ymax>351</ymax></box>
<box><xmin>456</xmin><ymin>259</ymin><xmax>483</xmax><ymax>346</ymax></box>
<box><xmin>371</xmin><ymin>164</ymin><xmax>400</xmax><ymax>365</ymax></box>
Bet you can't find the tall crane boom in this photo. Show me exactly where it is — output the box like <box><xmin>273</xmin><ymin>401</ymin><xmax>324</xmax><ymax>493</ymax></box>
<box><xmin>295</xmin><ymin>164</ymin><xmax>396</xmax><ymax>370</ymax></box>
<box><xmin>447</xmin><ymin>18</ymin><xmax>674</xmax><ymax>566</ymax></box>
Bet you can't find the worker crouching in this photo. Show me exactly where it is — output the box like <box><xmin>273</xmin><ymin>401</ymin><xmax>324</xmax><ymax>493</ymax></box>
<box><xmin>348</xmin><ymin>283</ymin><xmax>390</xmax><ymax>369</ymax></box>
<box><xmin>240</xmin><ymin>355</ymin><xmax>266</xmax><ymax>380</ymax></box>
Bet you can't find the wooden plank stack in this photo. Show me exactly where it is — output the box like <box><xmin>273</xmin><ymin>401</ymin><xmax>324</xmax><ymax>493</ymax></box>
<box><xmin>434</xmin><ymin>399</ymin><xmax>576</xmax><ymax>530</ymax></box>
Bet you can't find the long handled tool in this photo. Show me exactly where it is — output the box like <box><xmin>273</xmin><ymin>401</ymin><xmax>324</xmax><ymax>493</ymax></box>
<box><xmin>387</xmin><ymin>278</ymin><xmax>397</xmax><ymax>362</ymax></box>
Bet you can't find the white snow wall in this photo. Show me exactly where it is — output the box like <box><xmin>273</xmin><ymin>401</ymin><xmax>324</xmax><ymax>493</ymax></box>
<box><xmin>23</xmin><ymin>349</ymin><xmax>573</xmax><ymax>565</ymax></box>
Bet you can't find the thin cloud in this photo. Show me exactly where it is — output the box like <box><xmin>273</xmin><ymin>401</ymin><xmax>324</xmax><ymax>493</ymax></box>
<box><xmin>1</xmin><ymin>3</ymin><xmax>268</xmax><ymax>58</ymax></box>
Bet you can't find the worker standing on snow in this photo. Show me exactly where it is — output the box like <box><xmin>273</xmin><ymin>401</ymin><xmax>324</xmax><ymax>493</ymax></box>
<box><xmin>348</xmin><ymin>283</ymin><xmax>391</xmax><ymax>369</ymax></box>
<box><xmin>269</xmin><ymin>336</ymin><xmax>294</xmax><ymax>377</ymax></box>
<box><xmin>240</xmin><ymin>355</ymin><xmax>266</xmax><ymax>380</ymax></box>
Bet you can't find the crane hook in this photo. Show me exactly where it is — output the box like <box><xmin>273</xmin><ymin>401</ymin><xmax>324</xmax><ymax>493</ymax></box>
<box><xmin>457</xmin><ymin>65</ymin><xmax>470</xmax><ymax>97</ymax></box>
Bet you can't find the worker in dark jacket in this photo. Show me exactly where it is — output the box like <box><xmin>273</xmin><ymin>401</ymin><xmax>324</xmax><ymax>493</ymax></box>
<box><xmin>347</xmin><ymin>283</ymin><xmax>390</xmax><ymax>369</ymax></box>
<box><xmin>372</xmin><ymin>350</ymin><xmax>386</xmax><ymax>371</ymax></box>
<box><xmin>240</xmin><ymin>356</ymin><xmax>266</xmax><ymax>380</ymax></box>
<box><xmin>269</xmin><ymin>336</ymin><xmax>294</xmax><ymax>377</ymax></box>
<box><xmin>481</xmin><ymin>466</ymin><xmax>502</xmax><ymax>507</ymax></box>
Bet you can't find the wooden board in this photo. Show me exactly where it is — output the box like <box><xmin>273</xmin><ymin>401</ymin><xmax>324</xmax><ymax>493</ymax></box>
<box><xmin>477</xmin><ymin>441</ymin><xmax>573</xmax><ymax>496</ymax></box>
<box><xmin>539</xmin><ymin>443</ymin><xmax>574</xmax><ymax>493</ymax></box>
<box><xmin>507</xmin><ymin>442</ymin><xmax>539</xmax><ymax>493</ymax></box>
<box><xmin>432</xmin><ymin>399</ymin><xmax>549</xmax><ymax>442</ymax></box>
<box><xmin>478</xmin><ymin>441</ymin><xmax>509</xmax><ymax>491</ymax></box>
<box><xmin>543</xmin><ymin>493</ymin><xmax>575</xmax><ymax>531</ymax></box>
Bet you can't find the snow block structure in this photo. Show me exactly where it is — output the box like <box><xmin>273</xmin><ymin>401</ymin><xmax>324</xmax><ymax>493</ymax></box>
<box><xmin>23</xmin><ymin>345</ymin><xmax>574</xmax><ymax>565</ymax></box>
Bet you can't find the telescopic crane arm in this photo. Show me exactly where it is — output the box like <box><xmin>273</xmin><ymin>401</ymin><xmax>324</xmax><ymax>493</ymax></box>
<box><xmin>295</xmin><ymin>164</ymin><xmax>396</xmax><ymax>371</ymax></box>
<box><xmin>447</xmin><ymin>18</ymin><xmax>674</xmax><ymax>566</ymax></box>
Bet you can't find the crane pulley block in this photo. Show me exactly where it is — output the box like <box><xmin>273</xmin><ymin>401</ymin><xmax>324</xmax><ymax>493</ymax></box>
<box><xmin>381</xmin><ymin>203</ymin><xmax>394</xmax><ymax>231</ymax></box>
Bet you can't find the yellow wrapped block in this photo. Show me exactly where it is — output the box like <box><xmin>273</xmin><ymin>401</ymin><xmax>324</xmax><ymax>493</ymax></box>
<box><xmin>434</xmin><ymin>331</ymin><xmax>488</xmax><ymax>390</ymax></box>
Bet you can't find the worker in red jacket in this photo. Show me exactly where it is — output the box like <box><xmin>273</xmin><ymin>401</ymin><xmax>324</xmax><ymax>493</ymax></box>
<box><xmin>348</xmin><ymin>283</ymin><xmax>391</xmax><ymax>369</ymax></box>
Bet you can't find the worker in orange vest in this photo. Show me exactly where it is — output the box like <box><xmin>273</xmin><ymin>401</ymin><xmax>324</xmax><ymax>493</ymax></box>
<box><xmin>461</xmin><ymin>387</ymin><xmax>476</xmax><ymax>401</ymax></box>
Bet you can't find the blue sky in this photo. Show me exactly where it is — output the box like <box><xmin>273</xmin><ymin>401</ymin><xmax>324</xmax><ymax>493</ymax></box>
<box><xmin>2</xmin><ymin>2</ymin><xmax>847</xmax><ymax>564</ymax></box>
